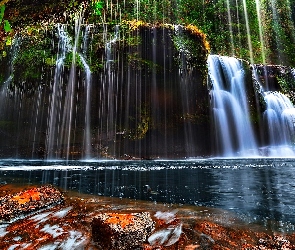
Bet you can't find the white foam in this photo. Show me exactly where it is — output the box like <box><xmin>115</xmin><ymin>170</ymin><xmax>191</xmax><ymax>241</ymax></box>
<box><xmin>0</xmin><ymin>224</ymin><xmax>8</xmax><ymax>237</ymax></box>
<box><xmin>30</xmin><ymin>211</ymin><xmax>52</xmax><ymax>223</ymax></box>
<box><xmin>40</xmin><ymin>224</ymin><xmax>64</xmax><ymax>238</ymax></box>
<box><xmin>53</xmin><ymin>206</ymin><xmax>72</xmax><ymax>218</ymax></box>
<box><xmin>13</xmin><ymin>236</ymin><xmax>22</xmax><ymax>241</ymax></box>
<box><xmin>154</xmin><ymin>210</ymin><xmax>177</xmax><ymax>224</ymax></box>
<box><xmin>38</xmin><ymin>244</ymin><xmax>58</xmax><ymax>250</ymax></box>
<box><xmin>59</xmin><ymin>230</ymin><xmax>87</xmax><ymax>249</ymax></box>
<box><xmin>7</xmin><ymin>244</ymin><xmax>19</xmax><ymax>250</ymax></box>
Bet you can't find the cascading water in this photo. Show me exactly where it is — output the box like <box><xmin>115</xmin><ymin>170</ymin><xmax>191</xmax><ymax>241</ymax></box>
<box><xmin>46</xmin><ymin>24</ymin><xmax>72</xmax><ymax>159</ymax></box>
<box><xmin>251</xmin><ymin>66</ymin><xmax>295</xmax><ymax>156</ymax></box>
<box><xmin>61</xmin><ymin>15</ymin><xmax>82</xmax><ymax>160</ymax></box>
<box><xmin>208</xmin><ymin>55</ymin><xmax>258</xmax><ymax>157</ymax></box>
<box><xmin>9</xmin><ymin>9</ymin><xmax>295</xmax><ymax>159</ymax></box>
<box><xmin>263</xmin><ymin>92</ymin><xmax>295</xmax><ymax>155</ymax></box>
<box><xmin>0</xmin><ymin>36</ymin><xmax>21</xmax><ymax>151</ymax></box>
<box><xmin>46</xmin><ymin>15</ymin><xmax>93</xmax><ymax>160</ymax></box>
<box><xmin>101</xmin><ymin>24</ymin><xmax>120</xmax><ymax>156</ymax></box>
<box><xmin>79</xmin><ymin>25</ymin><xmax>92</xmax><ymax>158</ymax></box>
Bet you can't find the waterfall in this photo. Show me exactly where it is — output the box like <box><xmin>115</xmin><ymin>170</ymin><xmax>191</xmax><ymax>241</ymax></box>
<box><xmin>96</xmin><ymin>24</ymin><xmax>120</xmax><ymax>157</ymax></box>
<box><xmin>251</xmin><ymin>67</ymin><xmax>295</xmax><ymax>156</ymax></box>
<box><xmin>263</xmin><ymin>92</ymin><xmax>295</xmax><ymax>154</ymax></box>
<box><xmin>208</xmin><ymin>55</ymin><xmax>258</xmax><ymax>157</ymax></box>
<box><xmin>62</xmin><ymin>16</ymin><xmax>82</xmax><ymax>160</ymax></box>
<box><xmin>46</xmin><ymin>24</ymin><xmax>72</xmax><ymax>159</ymax></box>
<box><xmin>79</xmin><ymin>25</ymin><xmax>92</xmax><ymax>159</ymax></box>
<box><xmin>0</xmin><ymin>35</ymin><xmax>22</xmax><ymax>154</ymax></box>
<box><xmin>105</xmin><ymin>25</ymin><xmax>119</xmax><ymax>64</ymax></box>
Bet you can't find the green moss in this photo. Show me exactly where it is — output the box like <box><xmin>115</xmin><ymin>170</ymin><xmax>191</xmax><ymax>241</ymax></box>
<box><xmin>14</xmin><ymin>48</ymin><xmax>49</xmax><ymax>79</ymax></box>
<box><xmin>3</xmin><ymin>0</ymin><xmax>295</xmax><ymax>67</ymax></box>
<box><xmin>173</xmin><ymin>34</ymin><xmax>204</xmax><ymax>69</ymax></box>
<box><xmin>127</xmin><ymin>52</ymin><xmax>160</xmax><ymax>71</ymax></box>
<box><xmin>277</xmin><ymin>76</ymin><xmax>290</xmax><ymax>93</ymax></box>
<box><xmin>92</xmin><ymin>0</ymin><xmax>104</xmax><ymax>16</ymax></box>
<box><xmin>0</xmin><ymin>73</ymin><xmax>4</xmax><ymax>85</ymax></box>
<box><xmin>45</xmin><ymin>56</ymin><xmax>56</xmax><ymax>66</ymax></box>
<box><xmin>64</xmin><ymin>51</ymin><xmax>83</xmax><ymax>68</ymax></box>
<box><xmin>277</xmin><ymin>73</ymin><xmax>295</xmax><ymax>104</ymax></box>
<box><xmin>0</xmin><ymin>5</ymin><xmax>5</xmax><ymax>24</ymax></box>
<box><xmin>0</xmin><ymin>120</ymin><xmax>14</xmax><ymax>129</ymax></box>
<box><xmin>123</xmin><ymin>35</ymin><xmax>141</xmax><ymax>46</ymax></box>
<box><xmin>125</xmin><ymin>104</ymin><xmax>151</xmax><ymax>140</ymax></box>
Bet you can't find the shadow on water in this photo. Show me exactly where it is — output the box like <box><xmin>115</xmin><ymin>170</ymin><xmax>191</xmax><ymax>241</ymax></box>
<box><xmin>1</xmin><ymin>158</ymin><xmax>295</xmax><ymax>232</ymax></box>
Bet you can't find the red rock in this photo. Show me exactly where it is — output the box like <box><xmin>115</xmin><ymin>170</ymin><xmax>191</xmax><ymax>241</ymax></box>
<box><xmin>92</xmin><ymin>211</ymin><xmax>155</xmax><ymax>249</ymax></box>
<box><xmin>0</xmin><ymin>185</ymin><xmax>64</xmax><ymax>222</ymax></box>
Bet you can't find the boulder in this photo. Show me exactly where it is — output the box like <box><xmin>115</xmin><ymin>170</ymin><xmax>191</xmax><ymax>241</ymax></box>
<box><xmin>92</xmin><ymin>211</ymin><xmax>155</xmax><ymax>249</ymax></box>
<box><xmin>0</xmin><ymin>185</ymin><xmax>64</xmax><ymax>222</ymax></box>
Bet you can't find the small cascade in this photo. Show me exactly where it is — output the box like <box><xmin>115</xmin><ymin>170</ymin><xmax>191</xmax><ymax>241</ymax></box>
<box><xmin>105</xmin><ymin>25</ymin><xmax>119</xmax><ymax>64</ymax></box>
<box><xmin>0</xmin><ymin>34</ymin><xmax>21</xmax><ymax>95</ymax></box>
<box><xmin>46</xmin><ymin>24</ymin><xmax>72</xmax><ymax>159</ymax></box>
<box><xmin>0</xmin><ymin>35</ymin><xmax>21</xmax><ymax>153</ymax></box>
<box><xmin>251</xmin><ymin>66</ymin><xmax>295</xmax><ymax>156</ymax></box>
<box><xmin>96</xmin><ymin>25</ymin><xmax>120</xmax><ymax>157</ymax></box>
<box><xmin>46</xmin><ymin>13</ymin><xmax>86</xmax><ymax>160</ymax></box>
<box><xmin>263</xmin><ymin>92</ymin><xmax>295</xmax><ymax>154</ymax></box>
<box><xmin>208</xmin><ymin>55</ymin><xmax>258</xmax><ymax>156</ymax></box>
<box><xmin>79</xmin><ymin>25</ymin><xmax>92</xmax><ymax>159</ymax></box>
<box><xmin>62</xmin><ymin>15</ymin><xmax>82</xmax><ymax>160</ymax></box>
<box><xmin>173</xmin><ymin>25</ymin><xmax>199</xmax><ymax>156</ymax></box>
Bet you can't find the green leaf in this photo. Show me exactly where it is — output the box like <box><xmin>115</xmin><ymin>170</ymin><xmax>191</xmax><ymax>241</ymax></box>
<box><xmin>96</xmin><ymin>2</ymin><xmax>103</xmax><ymax>8</ymax></box>
<box><xmin>93</xmin><ymin>1</ymin><xmax>103</xmax><ymax>16</ymax></box>
<box><xmin>4</xmin><ymin>19</ymin><xmax>11</xmax><ymax>32</ymax></box>
<box><xmin>5</xmin><ymin>36</ymin><xmax>11</xmax><ymax>46</ymax></box>
<box><xmin>0</xmin><ymin>5</ymin><xmax>5</xmax><ymax>24</ymax></box>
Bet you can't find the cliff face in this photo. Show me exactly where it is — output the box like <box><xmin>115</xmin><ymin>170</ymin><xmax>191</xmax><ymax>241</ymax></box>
<box><xmin>2</xmin><ymin>1</ymin><xmax>295</xmax><ymax>159</ymax></box>
<box><xmin>0</xmin><ymin>0</ymin><xmax>210</xmax><ymax>88</ymax></box>
<box><xmin>0</xmin><ymin>1</ymin><xmax>211</xmax><ymax>159</ymax></box>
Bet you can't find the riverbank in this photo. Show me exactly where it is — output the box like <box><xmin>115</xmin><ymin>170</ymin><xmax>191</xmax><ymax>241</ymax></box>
<box><xmin>0</xmin><ymin>184</ymin><xmax>294</xmax><ymax>249</ymax></box>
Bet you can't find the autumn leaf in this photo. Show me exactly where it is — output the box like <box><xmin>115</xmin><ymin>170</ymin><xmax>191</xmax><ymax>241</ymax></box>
<box><xmin>105</xmin><ymin>213</ymin><xmax>134</xmax><ymax>228</ymax></box>
<box><xmin>10</xmin><ymin>189</ymin><xmax>41</xmax><ymax>205</ymax></box>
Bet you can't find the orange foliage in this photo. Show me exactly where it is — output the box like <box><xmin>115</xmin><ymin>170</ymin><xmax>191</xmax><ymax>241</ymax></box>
<box><xmin>10</xmin><ymin>189</ymin><xmax>41</xmax><ymax>204</ymax></box>
<box><xmin>186</xmin><ymin>24</ymin><xmax>210</xmax><ymax>52</ymax></box>
<box><xmin>105</xmin><ymin>213</ymin><xmax>135</xmax><ymax>229</ymax></box>
<box><xmin>123</xmin><ymin>19</ymin><xmax>145</xmax><ymax>30</ymax></box>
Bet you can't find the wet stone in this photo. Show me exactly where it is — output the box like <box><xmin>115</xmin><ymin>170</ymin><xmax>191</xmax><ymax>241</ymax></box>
<box><xmin>0</xmin><ymin>185</ymin><xmax>64</xmax><ymax>223</ymax></box>
<box><xmin>92</xmin><ymin>211</ymin><xmax>155</xmax><ymax>249</ymax></box>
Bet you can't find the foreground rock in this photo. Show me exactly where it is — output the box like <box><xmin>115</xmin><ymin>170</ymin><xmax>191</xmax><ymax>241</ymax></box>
<box><xmin>0</xmin><ymin>185</ymin><xmax>295</xmax><ymax>249</ymax></box>
<box><xmin>92</xmin><ymin>212</ymin><xmax>155</xmax><ymax>249</ymax></box>
<box><xmin>0</xmin><ymin>185</ymin><xmax>64</xmax><ymax>222</ymax></box>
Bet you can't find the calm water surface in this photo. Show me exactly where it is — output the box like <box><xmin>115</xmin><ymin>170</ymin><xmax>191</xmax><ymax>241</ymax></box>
<box><xmin>1</xmin><ymin>158</ymin><xmax>295</xmax><ymax>231</ymax></box>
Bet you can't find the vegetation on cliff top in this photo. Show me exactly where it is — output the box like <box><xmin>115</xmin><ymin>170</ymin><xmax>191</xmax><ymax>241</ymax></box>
<box><xmin>0</xmin><ymin>0</ymin><xmax>294</xmax><ymax>66</ymax></box>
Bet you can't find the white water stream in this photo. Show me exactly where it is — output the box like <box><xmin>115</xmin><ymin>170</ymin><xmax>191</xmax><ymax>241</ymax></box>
<box><xmin>208</xmin><ymin>55</ymin><xmax>258</xmax><ymax>156</ymax></box>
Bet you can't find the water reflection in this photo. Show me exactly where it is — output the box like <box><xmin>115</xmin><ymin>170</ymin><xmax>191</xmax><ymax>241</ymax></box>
<box><xmin>1</xmin><ymin>158</ymin><xmax>295</xmax><ymax>230</ymax></box>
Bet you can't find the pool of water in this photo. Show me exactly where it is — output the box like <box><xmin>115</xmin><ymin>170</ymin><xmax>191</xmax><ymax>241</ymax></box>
<box><xmin>1</xmin><ymin>158</ymin><xmax>295</xmax><ymax>231</ymax></box>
